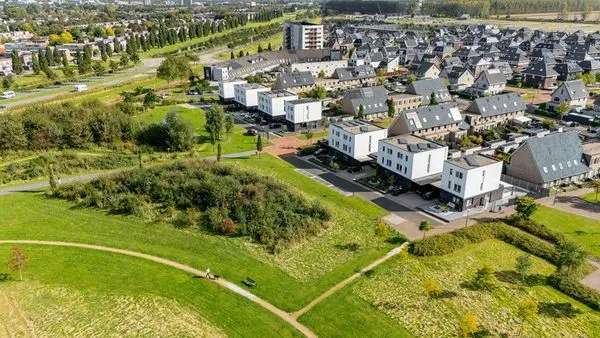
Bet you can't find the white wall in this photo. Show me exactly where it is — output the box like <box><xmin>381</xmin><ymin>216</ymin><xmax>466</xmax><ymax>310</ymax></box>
<box><xmin>219</xmin><ymin>80</ymin><xmax>247</xmax><ymax>99</ymax></box>
<box><xmin>234</xmin><ymin>85</ymin><xmax>269</xmax><ymax>107</ymax></box>
<box><xmin>291</xmin><ymin>60</ymin><xmax>348</xmax><ymax>77</ymax></box>
<box><xmin>329</xmin><ymin>125</ymin><xmax>387</xmax><ymax>160</ymax></box>
<box><xmin>440</xmin><ymin>160</ymin><xmax>502</xmax><ymax>199</ymax></box>
<box><xmin>258</xmin><ymin>92</ymin><xmax>298</xmax><ymax>117</ymax></box>
<box><xmin>285</xmin><ymin>101</ymin><xmax>322</xmax><ymax>123</ymax></box>
<box><xmin>377</xmin><ymin>140</ymin><xmax>448</xmax><ymax>180</ymax></box>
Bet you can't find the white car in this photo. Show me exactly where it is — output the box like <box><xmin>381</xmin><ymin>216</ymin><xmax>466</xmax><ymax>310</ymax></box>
<box><xmin>1</xmin><ymin>90</ymin><xmax>15</xmax><ymax>99</ymax></box>
<box><xmin>74</xmin><ymin>84</ymin><xmax>88</xmax><ymax>92</ymax></box>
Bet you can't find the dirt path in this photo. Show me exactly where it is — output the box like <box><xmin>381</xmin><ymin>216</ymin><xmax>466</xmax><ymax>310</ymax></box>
<box><xmin>291</xmin><ymin>243</ymin><xmax>408</xmax><ymax>319</ymax></box>
<box><xmin>0</xmin><ymin>240</ymin><xmax>316</xmax><ymax>338</ymax></box>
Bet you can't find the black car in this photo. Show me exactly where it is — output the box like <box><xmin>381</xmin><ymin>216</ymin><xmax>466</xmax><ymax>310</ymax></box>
<box><xmin>347</xmin><ymin>166</ymin><xmax>362</xmax><ymax>173</ymax></box>
<box><xmin>389</xmin><ymin>186</ymin><xmax>405</xmax><ymax>196</ymax></box>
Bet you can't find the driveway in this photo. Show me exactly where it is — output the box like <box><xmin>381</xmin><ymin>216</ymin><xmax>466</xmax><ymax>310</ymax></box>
<box><xmin>281</xmin><ymin>155</ymin><xmax>445</xmax><ymax>239</ymax></box>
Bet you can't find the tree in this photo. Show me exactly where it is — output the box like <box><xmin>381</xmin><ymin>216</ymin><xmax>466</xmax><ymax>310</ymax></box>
<box><xmin>143</xmin><ymin>90</ymin><xmax>159</xmax><ymax>109</ymax></box>
<box><xmin>556</xmin><ymin>241</ymin><xmax>586</xmax><ymax>273</ymax></box>
<box><xmin>406</xmin><ymin>73</ymin><xmax>417</xmax><ymax>84</ymax></box>
<box><xmin>459</xmin><ymin>313</ymin><xmax>478</xmax><ymax>337</ymax></box>
<box><xmin>217</xmin><ymin>142</ymin><xmax>222</xmax><ymax>162</ymax></box>
<box><xmin>2</xmin><ymin>75</ymin><xmax>14</xmax><ymax>90</ymax></box>
<box><xmin>387</xmin><ymin>98</ymin><xmax>396</xmax><ymax>118</ymax></box>
<box><xmin>318</xmin><ymin>69</ymin><xmax>326</xmax><ymax>78</ymax></box>
<box><xmin>470</xmin><ymin>265</ymin><xmax>496</xmax><ymax>290</ymax></box>
<box><xmin>224</xmin><ymin>114</ymin><xmax>234</xmax><ymax>134</ymax></box>
<box><xmin>31</xmin><ymin>53</ymin><xmax>40</xmax><ymax>74</ymax></box>
<box><xmin>164</xmin><ymin>112</ymin><xmax>194</xmax><ymax>151</ymax></box>
<box><xmin>119</xmin><ymin>53</ymin><xmax>129</xmax><ymax>68</ymax></box>
<box><xmin>429</xmin><ymin>92</ymin><xmax>438</xmax><ymax>105</ymax></box>
<box><xmin>11</xmin><ymin>50</ymin><xmax>23</xmax><ymax>75</ymax></box>
<box><xmin>374</xmin><ymin>221</ymin><xmax>391</xmax><ymax>239</ymax></box>
<box><xmin>230</xmin><ymin>51</ymin><xmax>235</xmax><ymax>59</ymax></box>
<box><xmin>93</xmin><ymin>61</ymin><xmax>106</xmax><ymax>76</ymax></box>
<box><xmin>556</xmin><ymin>101</ymin><xmax>570</xmax><ymax>118</ymax></box>
<box><xmin>357</xmin><ymin>104</ymin><xmax>365</xmax><ymax>119</ymax></box>
<box><xmin>515</xmin><ymin>196</ymin><xmax>538</xmax><ymax>220</ymax></box>
<box><xmin>156</xmin><ymin>56</ymin><xmax>190</xmax><ymax>83</ymax></box>
<box><xmin>256</xmin><ymin>134</ymin><xmax>263</xmax><ymax>157</ymax></box>
<box><xmin>515</xmin><ymin>254</ymin><xmax>532</xmax><ymax>282</ymax></box>
<box><xmin>423</xmin><ymin>278</ymin><xmax>442</xmax><ymax>298</ymax></box>
<box><xmin>205</xmin><ymin>105</ymin><xmax>225</xmax><ymax>148</ymax></box>
<box><xmin>586</xmin><ymin>179</ymin><xmax>600</xmax><ymax>202</ymax></box>
<box><xmin>47</xmin><ymin>161</ymin><xmax>58</xmax><ymax>192</ymax></box>
<box><xmin>419</xmin><ymin>220</ymin><xmax>432</xmax><ymax>239</ymax></box>
<box><xmin>7</xmin><ymin>246</ymin><xmax>27</xmax><ymax>281</ymax></box>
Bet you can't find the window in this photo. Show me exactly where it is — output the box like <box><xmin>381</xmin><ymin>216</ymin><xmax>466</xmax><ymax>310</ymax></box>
<box><xmin>386</xmin><ymin>159</ymin><xmax>391</xmax><ymax>166</ymax></box>
<box><xmin>426</xmin><ymin>154</ymin><xmax>432</xmax><ymax>173</ymax></box>
<box><xmin>396</xmin><ymin>163</ymin><xmax>400</xmax><ymax>170</ymax></box>
<box><xmin>543</xmin><ymin>166</ymin><xmax>548</xmax><ymax>173</ymax></box>
<box><xmin>447</xmin><ymin>181</ymin><xmax>451</xmax><ymax>189</ymax></box>
<box><xmin>450</xmin><ymin>168</ymin><xmax>454</xmax><ymax>175</ymax></box>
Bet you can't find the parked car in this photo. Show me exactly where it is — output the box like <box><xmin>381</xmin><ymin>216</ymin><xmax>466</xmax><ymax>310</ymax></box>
<box><xmin>347</xmin><ymin>166</ymin><xmax>362</xmax><ymax>173</ymax></box>
<box><xmin>421</xmin><ymin>191</ymin><xmax>436</xmax><ymax>200</ymax></box>
<box><xmin>389</xmin><ymin>186</ymin><xmax>405</xmax><ymax>196</ymax></box>
<box><xmin>246</xmin><ymin>128</ymin><xmax>258</xmax><ymax>136</ymax></box>
<box><xmin>1</xmin><ymin>90</ymin><xmax>15</xmax><ymax>99</ymax></box>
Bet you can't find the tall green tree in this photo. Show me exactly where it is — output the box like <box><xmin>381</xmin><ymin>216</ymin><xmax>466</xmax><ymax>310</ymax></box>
<box><xmin>205</xmin><ymin>105</ymin><xmax>225</xmax><ymax>148</ymax></box>
<box><xmin>10</xmin><ymin>50</ymin><xmax>23</xmax><ymax>75</ymax></box>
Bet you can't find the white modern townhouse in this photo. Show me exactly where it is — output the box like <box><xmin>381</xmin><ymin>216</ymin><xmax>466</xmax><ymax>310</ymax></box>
<box><xmin>439</xmin><ymin>154</ymin><xmax>503</xmax><ymax>211</ymax></box>
<box><xmin>257</xmin><ymin>90</ymin><xmax>298</xmax><ymax>120</ymax></box>
<box><xmin>233</xmin><ymin>83</ymin><xmax>270</xmax><ymax>108</ymax></box>
<box><xmin>328</xmin><ymin>120</ymin><xmax>388</xmax><ymax>163</ymax></box>
<box><xmin>284</xmin><ymin>99</ymin><xmax>322</xmax><ymax>131</ymax></box>
<box><xmin>218</xmin><ymin>79</ymin><xmax>247</xmax><ymax>101</ymax></box>
<box><xmin>378</xmin><ymin>134</ymin><xmax>449</xmax><ymax>188</ymax></box>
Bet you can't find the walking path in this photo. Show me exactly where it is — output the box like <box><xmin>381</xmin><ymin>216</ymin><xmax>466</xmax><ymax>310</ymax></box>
<box><xmin>538</xmin><ymin>188</ymin><xmax>600</xmax><ymax>221</ymax></box>
<box><xmin>0</xmin><ymin>240</ymin><xmax>316</xmax><ymax>338</ymax></box>
<box><xmin>0</xmin><ymin>150</ymin><xmax>257</xmax><ymax>197</ymax></box>
<box><xmin>292</xmin><ymin>243</ymin><xmax>408</xmax><ymax>319</ymax></box>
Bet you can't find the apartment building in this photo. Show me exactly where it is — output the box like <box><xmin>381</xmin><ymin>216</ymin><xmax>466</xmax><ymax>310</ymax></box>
<box><xmin>388</xmin><ymin>103</ymin><xmax>465</xmax><ymax>141</ymax></box>
<box><xmin>284</xmin><ymin>22</ymin><xmax>324</xmax><ymax>50</ymax></box>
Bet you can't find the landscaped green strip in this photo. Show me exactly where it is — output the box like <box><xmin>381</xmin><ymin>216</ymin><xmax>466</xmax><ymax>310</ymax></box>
<box><xmin>0</xmin><ymin>154</ymin><xmax>392</xmax><ymax>311</ymax></box>
<box><xmin>581</xmin><ymin>191</ymin><xmax>600</xmax><ymax>204</ymax></box>
<box><xmin>299</xmin><ymin>283</ymin><xmax>413</xmax><ymax>338</ymax></box>
<box><xmin>142</xmin><ymin>13</ymin><xmax>297</xmax><ymax>58</ymax></box>
<box><xmin>0</xmin><ymin>245</ymin><xmax>301</xmax><ymax>337</ymax></box>
<box><xmin>532</xmin><ymin>205</ymin><xmax>600</xmax><ymax>259</ymax></box>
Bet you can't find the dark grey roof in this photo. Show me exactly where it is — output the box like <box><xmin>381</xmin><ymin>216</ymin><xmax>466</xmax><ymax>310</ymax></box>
<box><xmin>516</xmin><ymin>132</ymin><xmax>589</xmax><ymax>183</ymax></box>
<box><xmin>342</xmin><ymin>86</ymin><xmax>388</xmax><ymax>115</ymax></box>
<box><xmin>401</xmin><ymin>102</ymin><xmax>463</xmax><ymax>132</ymax></box>
<box><xmin>448</xmin><ymin>154</ymin><xmax>499</xmax><ymax>170</ymax></box>
<box><xmin>467</xmin><ymin>92</ymin><xmax>526</xmax><ymax>117</ymax></box>
<box><xmin>274</xmin><ymin>71</ymin><xmax>315</xmax><ymax>89</ymax></box>
<box><xmin>553</xmin><ymin>80</ymin><xmax>588</xmax><ymax>101</ymax></box>
<box><xmin>475</xmin><ymin>69</ymin><xmax>506</xmax><ymax>86</ymax></box>
<box><xmin>522</xmin><ymin>61</ymin><xmax>559</xmax><ymax>77</ymax></box>
<box><xmin>406</xmin><ymin>78</ymin><xmax>451</xmax><ymax>104</ymax></box>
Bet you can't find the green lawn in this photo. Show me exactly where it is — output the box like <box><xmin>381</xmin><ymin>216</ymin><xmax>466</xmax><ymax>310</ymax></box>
<box><xmin>346</xmin><ymin>239</ymin><xmax>600</xmax><ymax>337</ymax></box>
<box><xmin>581</xmin><ymin>191</ymin><xmax>600</xmax><ymax>204</ymax></box>
<box><xmin>0</xmin><ymin>154</ymin><xmax>393</xmax><ymax>311</ymax></box>
<box><xmin>0</xmin><ymin>245</ymin><xmax>300</xmax><ymax>337</ymax></box>
<box><xmin>217</xmin><ymin>33</ymin><xmax>284</xmax><ymax>60</ymax></box>
<box><xmin>299</xmin><ymin>285</ymin><xmax>413</xmax><ymax>338</ymax></box>
<box><xmin>135</xmin><ymin>104</ymin><xmax>258</xmax><ymax>156</ymax></box>
<box><xmin>532</xmin><ymin>205</ymin><xmax>600</xmax><ymax>259</ymax></box>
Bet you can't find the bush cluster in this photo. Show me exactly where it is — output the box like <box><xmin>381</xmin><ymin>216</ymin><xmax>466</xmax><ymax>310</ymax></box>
<box><xmin>0</xmin><ymin>152</ymin><xmax>136</xmax><ymax>184</ymax></box>
<box><xmin>506</xmin><ymin>215</ymin><xmax>566</xmax><ymax>245</ymax></box>
<box><xmin>0</xmin><ymin>100</ymin><xmax>135</xmax><ymax>151</ymax></box>
<box><xmin>55</xmin><ymin>159</ymin><xmax>331</xmax><ymax>252</ymax></box>
<box><xmin>549</xmin><ymin>273</ymin><xmax>600</xmax><ymax>311</ymax></box>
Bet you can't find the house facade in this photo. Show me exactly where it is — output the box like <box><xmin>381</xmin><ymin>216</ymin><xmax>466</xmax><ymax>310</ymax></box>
<box><xmin>233</xmin><ymin>83</ymin><xmax>270</xmax><ymax>108</ymax></box>
<box><xmin>218</xmin><ymin>79</ymin><xmax>247</xmax><ymax>100</ymax></box>
<box><xmin>284</xmin><ymin>99</ymin><xmax>322</xmax><ymax>131</ymax></box>
<box><xmin>439</xmin><ymin>154</ymin><xmax>503</xmax><ymax>211</ymax></box>
<box><xmin>548</xmin><ymin>80</ymin><xmax>588</xmax><ymax>112</ymax></box>
<box><xmin>257</xmin><ymin>90</ymin><xmax>298</xmax><ymax>119</ymax></box>
<box><xmin>470</xmin><ymin>69</ymin><xmax>506</xmax><ymax>97</ymax></box>
<box><xmin>388</xmin><ymin>103</ymin><xmax>465</xmax><ymax>141</ymax></box>
<box><xmin>464</xmin><ymin>92</ymin><xmax>527</xmax><ymax>132</ymax></box>
<box><xmin>328</xmin><ymin>120</ymin><xmax>388</xmax><ymax>162</ymax></box>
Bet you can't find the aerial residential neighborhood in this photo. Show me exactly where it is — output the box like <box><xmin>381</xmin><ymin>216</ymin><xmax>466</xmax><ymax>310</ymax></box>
<box><xmin>0</xmin><ymin>0</ymin><xmax>599</xmax><ymax>337</ymax></box>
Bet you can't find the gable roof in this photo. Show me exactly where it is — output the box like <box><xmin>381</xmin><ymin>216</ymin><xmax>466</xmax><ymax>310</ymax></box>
<box><xmin>467</xmin><ymin>92</ymin><xmax>526</xmax><ymax>117</ymax></box>
<box><xmin>342</xmin><ymin>86</ymin><xmax>388</xmax><ymax>115</ymax></box>
<box><xmin>398</xmin><ymin>102</ymin><xmax>463</xmax><ymax>132</ymax></box>
<box><xmin>274</xmin><ymin>71</ymin><xmax>315</xmax><ymax>89</ymax></box>
<box><xmin>552</xmin><ymin>80</ymin><xmax>588</xmax><ymax>101</ymax></box>
<box><xmin>475</xmin><ymin>69</ymin><xmax>506</xmax><ymax>86</ymax></box>
<box><xmin>513</xmin><ymin>132</ymin><xmax>589</xmax><ymax>183</ymax></box>
<box><xmin>522</xmin><ymin>61</ymin><xmax>559</xmax><ymax>77</ymax></box>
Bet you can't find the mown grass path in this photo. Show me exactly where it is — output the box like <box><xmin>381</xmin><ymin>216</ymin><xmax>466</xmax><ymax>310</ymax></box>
<box><xmin>0</xmin><ymin>240</ymin><xmax>316</xmax><ymax>338</ymax></box>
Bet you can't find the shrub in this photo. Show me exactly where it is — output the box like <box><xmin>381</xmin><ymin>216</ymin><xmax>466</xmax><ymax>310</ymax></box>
<box><xmin>297</xmin><ymin>144</ymin><xmax>320</xmax><ymax>156</ymax></box>
<box><xmin>55</xmin><ymin>159</ymin><xmax>330</xmax><ymax>251</ymax></box>
<box><xmin>506</xmin><ymin>215</ymin><xmax>566</xmax><ymax>245</ymax></box>
<box><xmin>548</xmin><ymin>273</ymin><xmax>600</xmax><ymax>311</ymax></box>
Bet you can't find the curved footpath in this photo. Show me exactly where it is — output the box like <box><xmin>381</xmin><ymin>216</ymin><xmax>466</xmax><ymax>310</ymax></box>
<box><xmin>0</xmin><ymin>240</ymin><xmax>316</xmax><ymax>338</ymax></box>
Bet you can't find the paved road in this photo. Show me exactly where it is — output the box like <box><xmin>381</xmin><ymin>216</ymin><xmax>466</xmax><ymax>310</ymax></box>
<box><xmin>3</xmin><ymin>57</ymin><xmax>163</xmax><ymax>110</ymax></box>
<box><xmin>0</xmin><ymin>240</ymin><xmax>315</xmax><ymax>338</ymax></box>
<box><xmin>281</xmin><ymin>155</ymin><xmax>441</xmax><ymax>228</ymax></box>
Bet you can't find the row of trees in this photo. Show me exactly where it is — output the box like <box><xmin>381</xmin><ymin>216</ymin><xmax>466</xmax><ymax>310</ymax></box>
<box><xmin>421</xmin><ymin>0</ymin><xmax>600</xmax><ymax>18</ymax></box>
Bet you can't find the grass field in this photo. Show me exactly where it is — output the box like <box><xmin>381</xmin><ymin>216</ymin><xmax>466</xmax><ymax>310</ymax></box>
<box><xmin>217</xmin><ymin>33</ymin><xmax>284</xmax><ymax>61</ymax></box>
<box><xmin>0</xmin><ymin>154</ymin><xmax>392</xmax><ymax>311</ymax></box>
<box><xmin>299</xmin><ymin>285</ymin><xmax>413</xmax><ymax>337</ymax></box>
<box><xmin>135</xmin><ymin>104</ymin><xmax>258</xmax><ymax>156</ymax></box>
<box><xmin>142</xmin><ymin>13</ymin><xmax>296</xmax><ymax>57</ymax></box>
<box><xmin>0</xmin><ymin>245</ymin><xmax>300</xmax><ymax>337</ymax></box>
<box><xmin>532</xmin><ymin>205</ymin><xmax>600</xmax><ymax>259</ymax></box>
<box><xmin>349</xmin><ymin>239</ymin><xmax>600</xmax><ymax>337</ymax></box>
<box><xmin>581</xmin><ymin>190</ymin><xmax>600</xmax><ymax>204</ymax></box>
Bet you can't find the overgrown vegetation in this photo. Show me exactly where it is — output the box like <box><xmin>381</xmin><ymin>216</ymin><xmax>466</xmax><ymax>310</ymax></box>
<box><xmin>54</xmin><ymin>159</ymin><xmax>331</xmax><ymax>252</ymax></box>
<box><xmin>0</xmin><ymin>152</ymin><xmax>136</xmax><ymax>184</ymax></box>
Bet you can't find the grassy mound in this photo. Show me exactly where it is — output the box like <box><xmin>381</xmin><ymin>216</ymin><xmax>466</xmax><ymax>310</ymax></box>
<box><xmin>55</xmin><ymin>159</ymin><xmax>331</xmax><ymax>252</ymax></box>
